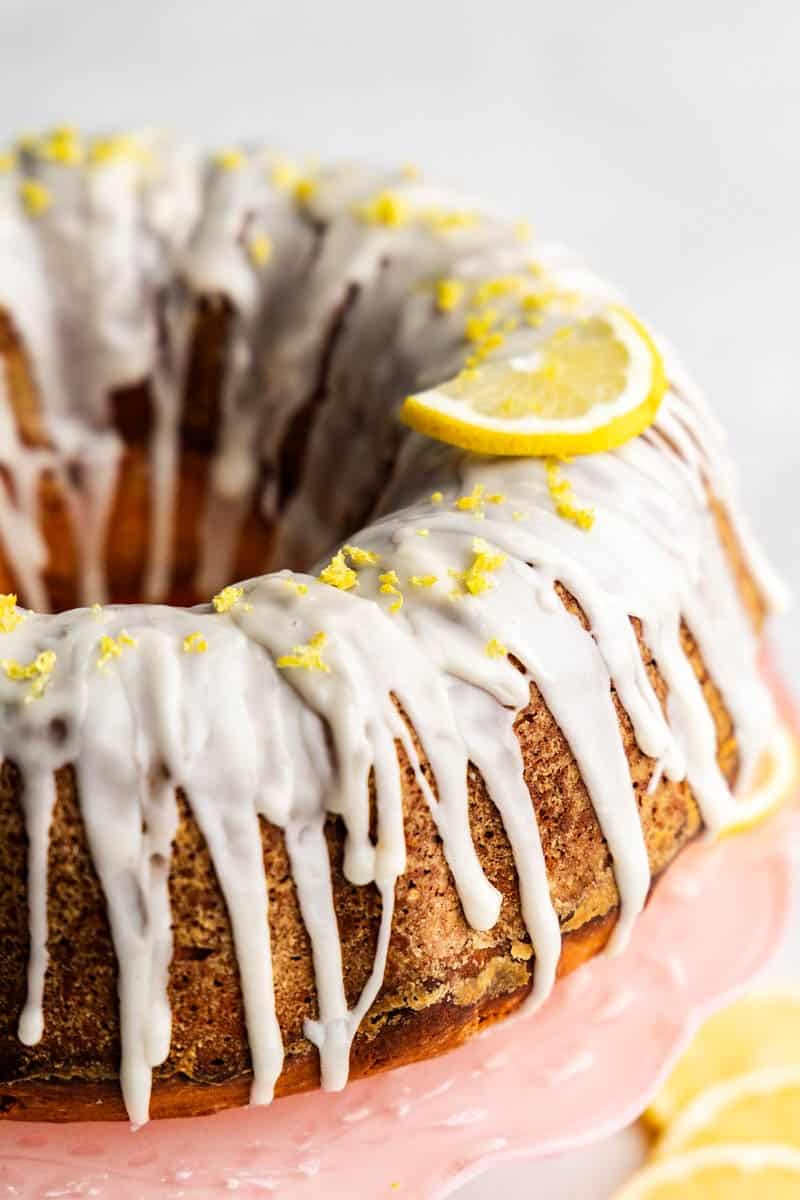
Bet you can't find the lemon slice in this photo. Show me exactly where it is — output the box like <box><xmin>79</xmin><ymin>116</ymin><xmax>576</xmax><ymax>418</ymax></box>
<box><xmin>400</xmin><ymin>306</ymin><xmax>666</xmax><ymax>457</ymax></box>
<box><xmin>645</xmin><ymin>987</ymin><xmax>800</xmax><ymax>1131</ymax></box>
<box><xmin>654</xmin><ymin>1066</ymin><xmax>800</xmax><ymax>1158</ymax></box>
<box><xmin>721</xmin><ymin>723</ymin><xmax>800</xmax><ymax>835</ymax></box>
<box><xmin>613</xmin><ymin>1145</ymin><xmax>800</xmax><ymax>1200</ymax></box>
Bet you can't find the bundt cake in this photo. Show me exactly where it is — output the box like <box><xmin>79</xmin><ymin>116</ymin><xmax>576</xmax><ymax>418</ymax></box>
<box><xmin>0</xmin><ymin>127</ymin><xmax>789</xmax><ymax>1126</ymax></box>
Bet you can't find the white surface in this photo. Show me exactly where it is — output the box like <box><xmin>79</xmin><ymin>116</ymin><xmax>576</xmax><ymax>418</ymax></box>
<box><xmin>1</xmin><ymin>2</ymin><xmax>798</xmax><ymax>1195</ymax></box>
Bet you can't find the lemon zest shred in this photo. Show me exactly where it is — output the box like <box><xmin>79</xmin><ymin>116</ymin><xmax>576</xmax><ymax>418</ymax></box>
<box><xmin>454</xmin><ymin>483</ymin><xmax>488</xmax><ymax>518</ymax></box>
<box><xmin>97</xmin><ymin>631</ymin><xmax>137</xmax><ymax>668</ymax></box>
<box><xmin>89</xmin><ymin>134</ymin><xmax>145</xmax><ymax>166</ymax></box>
<box><xmin>213</xmin><ymin>584</ymin><xmax>246</xmax><ymax>613</ymax></box>
<box><xmin>40</xmin><ymin>126</ymin><xmax>83</xmax><ymax>166</ymax></box>
<box><xmin>215</xmin><ymin>147</ymin><xmax>245</xmax><ymax>171</ymax></box>
<box><xmin>416</xmin><ymin>528</ymin><xmax>429</xmax><ymax>537</ymax></box>
<box><xmin>450</xmin><ymin>537</ymin><xmax>507</xmax><ymax>596</ymax></box>
<box><xmin>0</xmin><ymin>594</ymin><xmax>24</xmax><ymax>633</ymax></box>
<box><xmin>20</xmin><ymin>180</ymin><xmax>51</xmax><ymax>217</ymax></box>
<box><xmin>356</xmin><ymin>190</ymin><xmax>409</xmax><ymax>227</ymax></box>
<box><xmin>379</xmin><ymin>570</ymin><xmax>404</xmax><ymax>612</ymax></box>
<box><xmin>435</xmin><ymin>279</ymin><xmax>464</xmax><ymax>312</ymax></box>
<box><xmin>545</xmin><ymin>458</ymin><xmax>595</xmax><ymax>530</ymax></box>
<box><xmin>269</xmin><ymin>158</ymin><xmax>299</xmax><ymax>189</ymax></box>
<box><xmin>276</xmin><ymin>631</ymin><xmax>330</xmax><ymax>673</ymax></box>
<box><xmin>421</xmin><ymin>206</ymin><xmax>479</xmax><ymax>233</ymax></box>
<box><xmin>343</xmin><ymin>543</ymin><xmax>380</xmax><ymax>566</ymax></box>
<box><xmin>293</xmin><ymin>176</ymin><xmax>317</xmax><ymax>204</ymax></box>
<box><xmin>472</xmin><ymin>276</ymin><xmax>524</xmax><ymax>307</ymax></box>
<box><xmin>183</xmin><ymin>631</ymin><xmax>208</xmax><ymax>654</ymax></box>
<box><xmin>2</xmin><ymin>649</ymin><xmax>56</xmax><ymax>702</ymax></box>
<box><xmin>485</xmin><ymin>638</ymin><xmax>508</xmax><ymax>658</ymax></box>
<box><xmin>284</xmin><ymin>578</ymin><xmax>309</xmax><ymax>596</ymax></box>
<box><xmin>431</xmin><ymin>491</ymin><xmax>443</xmax><ymax>504</ymax></box>
<box><xmin>319</xmin><ymin>549</ymin><xmax>358</xmax><ymax>591</ymax></box>
<box><xmin>410</xmin><ymin>574</ymin><xmax>438</xmax><ymax>588</ymax></box>
<box><xmin>465</xmin><ymin>311</ymin><xmax>498</xmax><ymax>344</ymax></box>
<box><xmin>248</xmin><ymin>234</ymin><xmax>273</xmax><ymax>267</ymax></box>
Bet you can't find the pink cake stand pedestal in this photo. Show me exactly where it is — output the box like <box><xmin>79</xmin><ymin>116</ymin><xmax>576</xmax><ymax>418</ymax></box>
<box><xmin>1</xmin><ymin>665</ymin><xmax>797</xmax><ymax>1200</ymax></box>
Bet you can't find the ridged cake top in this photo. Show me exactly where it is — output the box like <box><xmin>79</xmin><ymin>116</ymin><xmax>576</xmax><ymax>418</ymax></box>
<box><xmin>0</xmin><ymin>128</ymin><xmax>787</xmax><ymax>1124</ymax></box>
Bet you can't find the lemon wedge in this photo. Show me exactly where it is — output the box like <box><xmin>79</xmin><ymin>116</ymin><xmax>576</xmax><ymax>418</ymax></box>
<box><xmin>613</xmin><ymin>1145</ymin><xmax>800</xmax><ymax>1200</ymax></box>
<box><xmin>645</xmin><ymin>987</ymin><xmax>800</xmax><ymax>1131</ymax></box>
<box><xmin>654</xmin><ymin>1066</ymin><xmax>800</xmax><ymax>1158</ymax></box>
<box><xmin>400</xmin><ymin>306</ymin><xmax>666</xmax><ymax>457</ymax></box>
<box><xmin>721</xmin><ymin>723</ymin><xmax>800</xmax><ymax>835</ymax></box>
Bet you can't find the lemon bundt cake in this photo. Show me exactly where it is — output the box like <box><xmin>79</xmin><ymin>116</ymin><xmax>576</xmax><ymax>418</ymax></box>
<box><xmin>0</xmin><ymin>129</ymin><xmax>788</xmax><ymax>1125</ymax></box>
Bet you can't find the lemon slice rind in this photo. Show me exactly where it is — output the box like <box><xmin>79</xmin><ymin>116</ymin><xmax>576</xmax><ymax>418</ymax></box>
<box><xmin>720</xmin><ymin>722</ymin><xmax>800</xmax><ymax>835</ymax></box>
<box><xmin>614</xmin><ymin>1144</ymin><xmax>800</xmax><ymax>1200</ymax></box>
<box><xmin>400</xmin><ymin>305</ymin><xmax>667</xmax><ymax>457</ymax></box>
<box><xmin>653</xmin><ymin>1065</ymin><xmax>800</xmax><ymax>1160</ymax></box>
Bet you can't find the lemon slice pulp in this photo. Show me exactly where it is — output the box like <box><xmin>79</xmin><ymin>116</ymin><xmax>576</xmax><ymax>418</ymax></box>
<box><xmin>654</xmin><ymin>1066</ymin><xmax>800</xmax><ymax>1158</ymax></box>
<box><xmin>400</xmin><ymin>305</ymin><xmax>666</xmax><ymax>457</ymax></box>
<box><xmin>645</xmin><ymin>985</ymin><xmax>800</xmax><ymax>1131</ymax></box>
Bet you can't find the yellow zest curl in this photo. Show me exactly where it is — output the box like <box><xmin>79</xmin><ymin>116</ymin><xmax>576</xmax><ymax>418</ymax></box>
<box><xmin>356</xmin><ymin>191</ymin><xmax>409</xmax><ymax>227</ymax></box>
<box><xmin>20</xmin><ymin>180</ymin><xmax>51</xmax><ymax>217</ymax></box>
<box><xmin>379</xmin><ymin>570</ymin><xmax>404</xmax><ymax>612</ymax></box>
<box><xmin>343</xmin><ymin>543</ymin><xmax>380</xmax><ymax>566</ymax></box>
<box><xmin>248</xmin><ymin>234</ymin><xmax>273</xmax><ymax>267</ymax></box>
<box><xmin>545</xmin><ymin>458</ymin><xmax>595</xmax><ymax>530</ymax></box>
<box><xmin>454</xmin><ymin>483</ymin><xmax>487</xmax><ymax>518</ymax></box>
<box><xmin>319</xmin><ymin>550</ymin><xmax>358</xmax><ymax>591</ymax></box>
<box><xmin>420</xmin><ymin>206</ymin><xmax>479</xmax><ymax>233</ymax></box>
<box><xmin>215</xmin><ymin>147</ymin><xmax>245</xmax><ymax>171</ymax></box>
<box><xmin>293</xmin><ymin>176</ymin><xmax>317</xmax><ymax>204</ymax></box>
<box><xmin>0</xmin><ymin>594</ymin><xmax>24</xmax><ymax>633</ymax></box>
<box><xmin>270</xmin><ymin>158</ymin><xmax>298</xmax><ymax>189</ymax></box>
<box><xmin>450</xmin><ymin>537</ymin><xmax>507</xmax><ymax>597</ymax></box>
<box><xmin>40</xmin><ymin>126</ymin><xmax>83</xmax><ymax>166</ymax></box>
<box><xmin>284</xmin><ymin>578</ymin><xmax>309</xmax><ymax>596</ymax></box>
<box><xmin>485</xmin><ymin>638</ymin><xmax>508</xmax><ymax>659</ymax></box>
<box><xmin>97</xmin><ymin>631</ymin><xmax>137</xmax><ymax>668</ymax></box>
<box><xmin>2</xmin><ymin>649</ymin><xmax>56</xmax><ymax>702</ymax></box>
<box><xmin>213</xmin><ymin>584</ymin><xmax>246</xmax><ymax>613</ymax></box>
<box><xmin>435</xmin><ymin>279</ymin><xmax>464</xmax><ymax>312</ymax></box>
<box><xmin>183</xmin><ymin>631</ymin><xmax>208</xmax><ymax>654</ymax></box>
<box><xmin>276</xmin><ymin>631</ymin><xmax>330</xmax><ymax>673</ymax></box>
<box><xmin>410</xmin><ymin>574</ymin><xmax>438</xmax><ymax>588</ymax></box>
<box><xmin>89</xmin><ymin>134</ymin><xmax>144</xmax><ymax>166</ymax></box>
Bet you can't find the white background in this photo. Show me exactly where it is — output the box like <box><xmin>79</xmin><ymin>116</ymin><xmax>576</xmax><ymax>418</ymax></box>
<box><xmin>1</xmin><ymin>3</ymin><xmax>798</xmax><ymax>1195</ymax></box>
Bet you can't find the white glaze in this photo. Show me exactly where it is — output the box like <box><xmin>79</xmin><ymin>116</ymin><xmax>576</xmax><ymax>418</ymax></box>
<box><xmin>0</xmin><ymin>131</ymin><xmax>785</xmax><ymax>1124</ymax></box>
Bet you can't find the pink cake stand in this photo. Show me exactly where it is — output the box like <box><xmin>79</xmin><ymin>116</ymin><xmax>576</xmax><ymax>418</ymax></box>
<box><xmin>1</xmin><ymin>663</ymin><xmax>797</xmax><ymax>1200</ymax></box>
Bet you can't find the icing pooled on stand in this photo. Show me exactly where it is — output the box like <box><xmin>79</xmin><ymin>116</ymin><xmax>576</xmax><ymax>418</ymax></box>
<box><xmin>0</xmin><ymin>129</ymin><xmax>786</xmax><ymax>1124</ymax></box>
